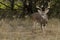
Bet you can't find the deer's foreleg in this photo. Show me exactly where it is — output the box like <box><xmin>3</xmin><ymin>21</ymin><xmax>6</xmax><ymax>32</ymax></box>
<box><xmin>41</xmin><ymin>23</ymin><xmax>46</xmax><ymax>32</ymax></box>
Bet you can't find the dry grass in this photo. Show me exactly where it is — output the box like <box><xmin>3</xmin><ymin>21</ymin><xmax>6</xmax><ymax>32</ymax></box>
<box><xmin>0</xmin><ymin>18</ymin><xmax>60</xmax><ymax>40</ymax></box>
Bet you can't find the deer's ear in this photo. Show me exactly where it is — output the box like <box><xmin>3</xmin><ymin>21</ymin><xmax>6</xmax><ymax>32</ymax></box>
<box><xmin>38</xmin><ymin>10</ymin><xmax>42</xmax><ymax>14</ymax></box>
<box><xmin>45</xmin><ymin>9</ymin><xmax>49</xmax><ymax>14</ymax></box>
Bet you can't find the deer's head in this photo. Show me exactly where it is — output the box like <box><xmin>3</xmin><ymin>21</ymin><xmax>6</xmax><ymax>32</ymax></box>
<box><xmin>36</xmin><ymin>5</ymin><xmax>49</xmax><ymax>21</ymax></box>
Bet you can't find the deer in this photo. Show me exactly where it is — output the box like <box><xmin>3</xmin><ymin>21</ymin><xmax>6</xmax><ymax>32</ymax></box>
<box><xmin>31</xmin><ymin>5</ymin><xmax>49</xmax><ymax>32</ymax></box>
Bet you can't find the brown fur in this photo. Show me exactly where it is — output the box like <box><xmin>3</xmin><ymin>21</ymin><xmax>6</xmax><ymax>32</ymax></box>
<box><xmin>31</xmin><ymin>8</ymin><xmax>49</xmax><ymax>31</ymax></box>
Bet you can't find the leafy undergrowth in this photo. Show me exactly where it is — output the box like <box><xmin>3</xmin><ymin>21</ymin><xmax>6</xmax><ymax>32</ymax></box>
<box><xmin>0</xmin><ymin>18</ymin><xmax>60</xmax><ymax>40</ymax></box>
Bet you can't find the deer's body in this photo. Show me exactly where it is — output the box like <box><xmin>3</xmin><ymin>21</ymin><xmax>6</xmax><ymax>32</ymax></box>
<box><xmin>31</xmin><ymin>7</ymin><xmax>49</xmax><ymax>31</ymax></box>
<box><xmin>32</xmin><ymin>12</ymin><xmax>47</xmax><ymax>25</ymax></box>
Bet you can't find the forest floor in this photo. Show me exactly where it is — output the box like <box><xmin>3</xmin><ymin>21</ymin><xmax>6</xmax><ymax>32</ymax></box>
<box><xmin>0</xmin><ymin>18</ymin><xmax>60</xmax><ymax>40</ymax></box>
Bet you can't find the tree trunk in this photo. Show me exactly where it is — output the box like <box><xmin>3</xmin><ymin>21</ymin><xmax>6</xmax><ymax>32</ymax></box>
<box><xmin>9</xmin><ymin>0</ymin><xmax>14</xmax><ymax>10</ymax></box>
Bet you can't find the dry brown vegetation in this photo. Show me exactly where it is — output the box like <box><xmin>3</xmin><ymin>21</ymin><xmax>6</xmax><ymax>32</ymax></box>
<box><xmin>0</xmin><ymin>18</ymin><xmax>60</xmax><ymax>40</ymax></box>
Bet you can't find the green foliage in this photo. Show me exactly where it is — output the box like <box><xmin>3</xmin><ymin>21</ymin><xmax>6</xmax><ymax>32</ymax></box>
<box><xmin>14</xmin><ymin>1</ymin><xmax>23</xmax><ymax>9</ymax></box>
<box><xmin>49</xmin><ymin>0</ymin><xmax>60</xmax><ymax>18</ymax></box>
<box><xmin>0</xmin><ymin>4</ymin><xmax>6</xmax><ymax>9</ymax></box>
<box><xmin>0</xmin><ymin>0</ymin><xmax>23</xmax><ymax>9</ymax></box>
<box><xmin>0</xmin><ymin>0</ymin><xmax>60</xmax><ymax>19</ymax></box>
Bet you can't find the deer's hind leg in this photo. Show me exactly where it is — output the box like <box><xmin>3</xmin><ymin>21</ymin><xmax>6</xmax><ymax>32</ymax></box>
<box><xmin>40</xmin><ymin>23</ymin><xmax>43</xmax><ymax>30</ymax></box>
<box><xmin>40</xmin><ymin>23</ymin><xmax>46</xmax><ymax>32</ymax></box>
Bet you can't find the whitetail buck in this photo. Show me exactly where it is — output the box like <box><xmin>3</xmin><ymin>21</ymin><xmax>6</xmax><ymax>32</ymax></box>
<box><xmin>31</xmin><ymin>6</ymin><xmax>49</xmax><ymax>31</ymax></box>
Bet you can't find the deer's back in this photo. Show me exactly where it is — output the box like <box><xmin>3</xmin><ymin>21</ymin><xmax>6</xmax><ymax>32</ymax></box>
<box><xmin>31</xmin><ymin>12</ymin><xmax>42</xmax><ymax>22</ymax></box>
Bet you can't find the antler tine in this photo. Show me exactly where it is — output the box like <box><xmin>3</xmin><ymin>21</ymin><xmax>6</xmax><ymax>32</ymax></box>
<box><xmin>36</xmin><ymin>5</ymin><xmax>41</xmax><ymax>10</ymax></box>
